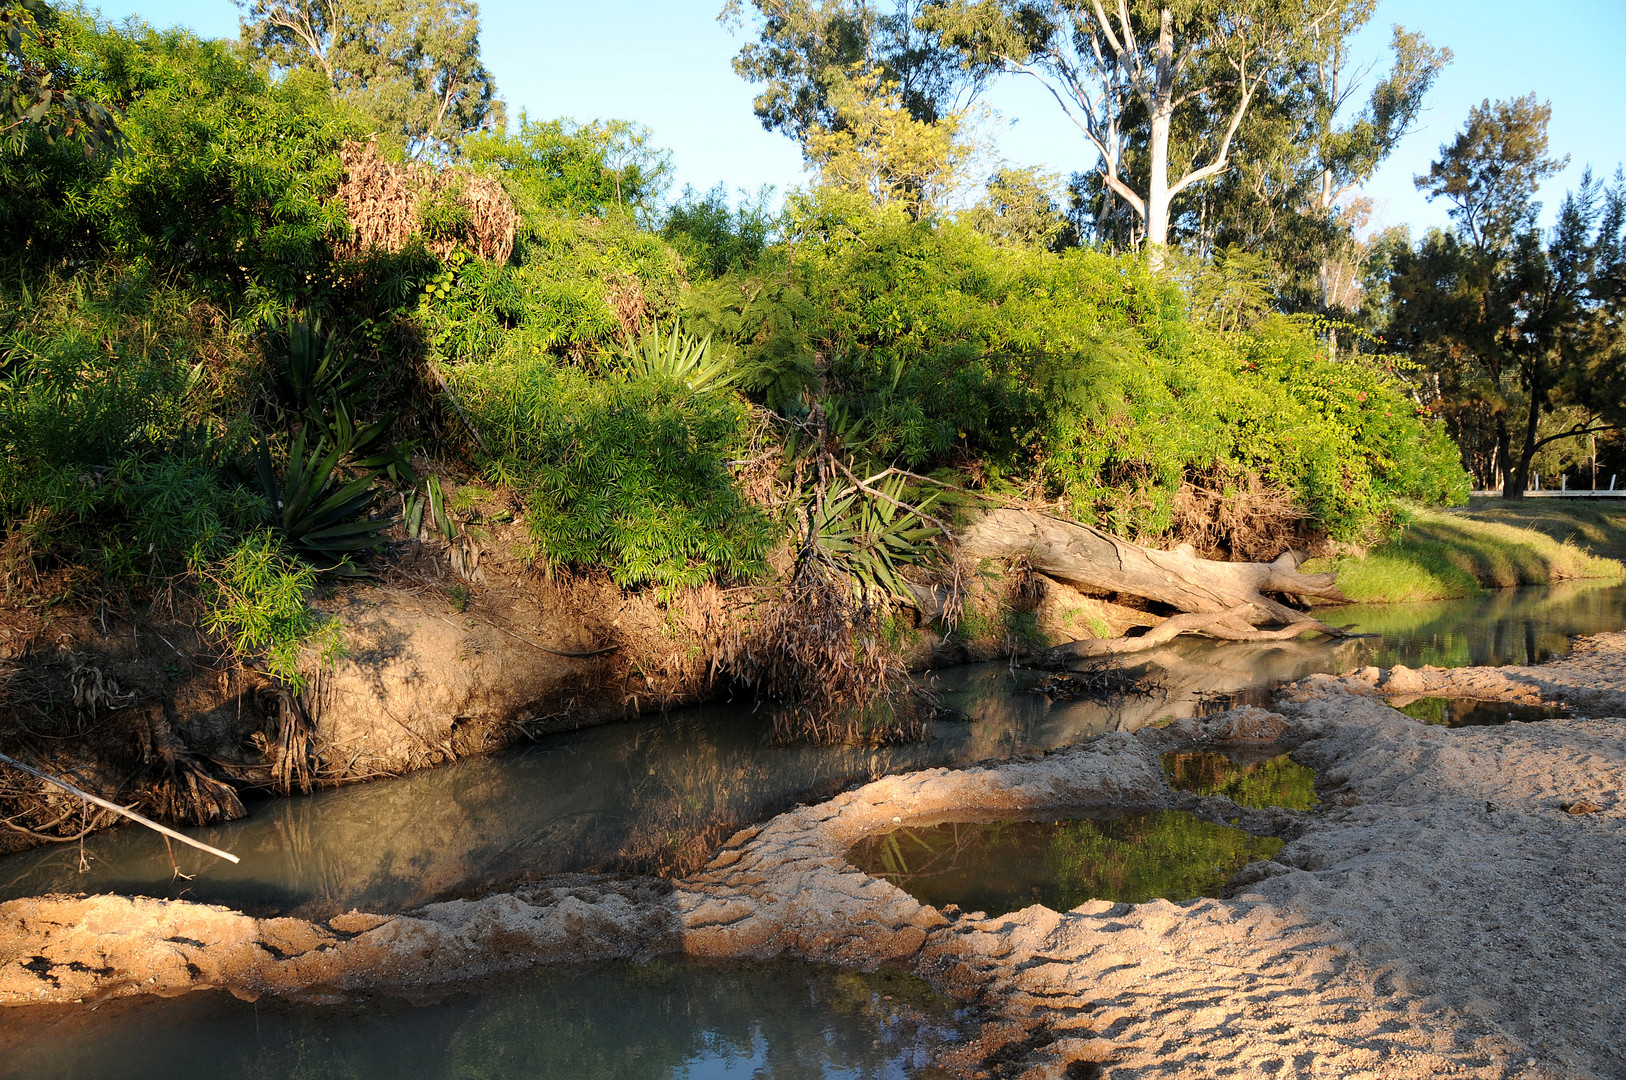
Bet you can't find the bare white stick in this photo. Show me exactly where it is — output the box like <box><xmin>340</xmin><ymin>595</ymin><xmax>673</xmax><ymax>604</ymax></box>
<box><xmin>0</xmin><ymin>752</ymin><xmax>240</xmax><ymax>864</ymax></box>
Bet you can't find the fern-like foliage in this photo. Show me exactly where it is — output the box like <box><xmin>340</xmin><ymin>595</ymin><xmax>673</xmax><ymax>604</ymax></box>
<box><xmin>451</xmin><ymin>355</ymin><xmax>774</xmax><ymax>593</ymax></box>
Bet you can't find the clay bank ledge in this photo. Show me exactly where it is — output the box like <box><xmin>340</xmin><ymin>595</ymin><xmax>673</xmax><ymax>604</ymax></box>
<box><xmin>8</xmin><ymin>628</ymin><xmax>1626</xmax><ymax>1079</ymax></box>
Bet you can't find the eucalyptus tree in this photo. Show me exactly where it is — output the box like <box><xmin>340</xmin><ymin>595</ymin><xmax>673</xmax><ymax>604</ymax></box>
<box><xmin>721</xmin><ymin>0</ymin><xmax>990</xmax><ymax>142</ymax></box>
<box><xmin>1170</xmin><ymin>17</ymin><xmax>1446</xmax><ymax>356</ymax></box>
<box><xmin>923</xmin><ymin>0</ymin><xmax>1359</xmax><ymax>267</ymax></box>
<box><xmin>236</xmin><ymin>0</ymin><xmax>502</xmax><ymax>155</ymax></box>
<box><xmin>1</xmin><ymin>0</ymin><xmax>120</xmax><ymax>154</ymax></box>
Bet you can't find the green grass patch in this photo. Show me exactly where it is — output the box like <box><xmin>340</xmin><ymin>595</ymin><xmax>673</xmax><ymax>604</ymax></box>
<box><xmin>1307</xmin><ymin>507</ymin><xmax>1623</xmax><ymax>603</ymax></box>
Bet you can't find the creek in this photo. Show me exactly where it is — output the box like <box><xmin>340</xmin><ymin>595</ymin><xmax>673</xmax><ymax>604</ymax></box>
<box><xmin>0</xmin><ymin>961</ymin><xmax>971</xmax><ymax>1080</ymax></box>
<box><xmin>2</xmin><ymin>581</ymin><xmax>1624</xmax><ymax>1079</ymax></box>
<box><xmin>3</xmin><ymin>580</ymin><xmax>1623</xmax><ymax>917</ymax></box>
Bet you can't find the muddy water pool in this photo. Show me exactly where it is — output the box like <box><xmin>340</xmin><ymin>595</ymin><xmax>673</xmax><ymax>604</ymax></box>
<box><xmin>0</xmin><ymin>960</ymin><xmax>971</xmax><ymax>1080</ymax></box>
<box><xmin>846</xmin><ymin>745</ymin><xmax>1312</xmax><ymax>916</ymax></box>
<box><xmin>2</xmin><ymin>581</ymin><xmax>1621</xmax><ymax>917</ymax></box>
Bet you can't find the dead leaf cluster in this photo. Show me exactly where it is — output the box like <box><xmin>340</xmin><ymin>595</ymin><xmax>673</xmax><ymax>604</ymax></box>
<box><xmin>333</xmin><ymin>140</ymin><xmax>516</xmax><ymax>264</ymax></box>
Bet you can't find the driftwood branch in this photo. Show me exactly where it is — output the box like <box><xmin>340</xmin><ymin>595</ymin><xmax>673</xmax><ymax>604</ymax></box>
<box><xmin>0</xmin><ymin>752</ymin><xmax>240</xmax><ymax>864</ymax></box>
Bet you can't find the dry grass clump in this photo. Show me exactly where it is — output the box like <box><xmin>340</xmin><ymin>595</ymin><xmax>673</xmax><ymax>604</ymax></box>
<box><xmin>334</xmin><ymin>140</ymin><xmax>516</xmax><ymax>264</ymax></box>
<box><xmin>605</xmin><ymin>274</ymin><xmax>647</xmax><ymax>342</ymax></box>
<box><xmin>1171</xmin><ymin>470</ymin><xmax>1315</xmax><ymax>561</ymax></box>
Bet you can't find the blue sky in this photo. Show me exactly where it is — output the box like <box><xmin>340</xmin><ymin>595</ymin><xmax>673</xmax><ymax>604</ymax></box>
<box><xmin>96</xmin><ymin>0</ymin><xmax>1626</xmax><ymax>237</ymax></box>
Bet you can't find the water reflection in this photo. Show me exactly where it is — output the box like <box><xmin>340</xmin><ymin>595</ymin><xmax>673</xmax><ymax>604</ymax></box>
<box><xmin>0</xmin><ymin>960</ymin><xmax>969</xmax><ymax>1080</ymax></box>
<box><xmin>1392</xmin><ymin>697</ymin><xmax>1572</xmax><ymax>727</ymax></box>
<box><xmin>847</xmin><ymin>810</ymin><xmax>1283</xmax><ymax>917</ymax></box>
<box><xmin>2</xmin><ymin>582</ymin><xmax>1622</xmax><ymax>917</ymax></box>
<box><xmin>1324</xmin><ymin>578</ymin><xmax>1626</xmax><ymax>668</ymax></box>
<box><xmin>1161</xmin><ymin>750</ymin><xmax>1319</xmax><ymax>810</ymax></box>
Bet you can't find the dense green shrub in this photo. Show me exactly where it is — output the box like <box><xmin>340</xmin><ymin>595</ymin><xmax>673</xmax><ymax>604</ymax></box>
<box><xmin>416</xmin><ymin>214</ymin><xmax>685</xmax><ymax>365</ymax></box>
<box><xmin>0</xmin><ymin>274</ymin><xmax>354</xmax><ymax>685</ymax></box>
<box><xmin>450</xmin><ymin>357</ymin><xmax>775</xmax><ymax>592</ymax></box>
<box><xmin>462</xmin><ymin>115</ymin><xmax>672</xmax><ymax>225</ymax></box>
<box><xmin>662</xmin><ymin>184</ymin><xmax>776</xmax><ymax>280</ymax></box>
<box><xmin>687</xmin><ymin>192</ymin><xmax>1468</xmax><ymax>541</ymax></box>
<box><xmin>0</xmin><ymin>11</ymin><xmax>368</xmax><ymax>311</ymax></box>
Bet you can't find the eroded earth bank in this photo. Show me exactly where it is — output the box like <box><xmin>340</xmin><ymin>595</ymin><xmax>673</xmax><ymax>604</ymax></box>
<box><xmin>3</xmin><ymin>634</ymin><xmax>1625</xmax><ymax>1079</ymax></box>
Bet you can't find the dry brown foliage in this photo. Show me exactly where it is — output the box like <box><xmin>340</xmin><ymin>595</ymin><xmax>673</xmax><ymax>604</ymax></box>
<box><xmin>1170</xmin><ymin>470</ymin><xmax>1318</xmax><ymax>561</ymax></box>
<box><xmin>605</xmin><ymin>274</ymin><xmax>647</xmax><ymax>342</ymax></box>
<box><xmin>333</xmin><ymin>140</ymin><xmax>516</xmax><ymax>264</ymax></box>
<box><xmin>713</xmin><ymin>565</ymin><xmax>923</xmax><ymax>746</ymax></box>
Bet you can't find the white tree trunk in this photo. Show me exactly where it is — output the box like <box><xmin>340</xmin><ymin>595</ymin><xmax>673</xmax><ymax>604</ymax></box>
<box><xmin>1146</xmin><ymin>108</ymin><xmax>1172</xmax><ymax>266</ymax></box>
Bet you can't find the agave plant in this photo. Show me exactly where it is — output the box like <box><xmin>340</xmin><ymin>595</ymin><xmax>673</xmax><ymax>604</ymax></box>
<box><xmin>611</xmin><ymin>322</ymin><xmax>736</xmax><ymax>393</ymax></box>
<box><xmin>254</xmin><ymin>429</ymin><xmax>390</xmax><ymax>574</ymax></box>
<box><xmin>265</xmin><ymin>314</ymin><xmax>369</xmax><ymax>422</ymax></box>
<box><xmin>806</xmin><ymin>475</ymin><xmax>938</xmax><ymax>603</ymax></box>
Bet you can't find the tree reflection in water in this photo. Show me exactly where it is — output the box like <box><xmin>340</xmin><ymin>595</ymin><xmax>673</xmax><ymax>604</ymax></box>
<box><xmin>1161</xmin><ymin>750</ymin><xmax>1319</xmax><ymax>810</ymax></box>
<box><xmin>849</xmin><ymin>810</ymin><xmax>1283</xmax><ymax>917</ymax></box>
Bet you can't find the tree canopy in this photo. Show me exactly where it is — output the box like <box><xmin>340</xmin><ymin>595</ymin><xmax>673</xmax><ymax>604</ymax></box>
<box><xmin>236</xmin><ymin>0</ymin><xmax>502</xmax><ymax>154</ymax></box>
<box><xmin>1390</xmin><ymin>96</ymin><xmax>1624</xmax><ymax>496</ymax></box>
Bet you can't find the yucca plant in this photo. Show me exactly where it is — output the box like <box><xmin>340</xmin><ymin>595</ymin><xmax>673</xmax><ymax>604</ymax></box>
<box><xmin>611</xmin><ymin>322</ymin><xmax>736</xmax><ymax>394</ymax></box>
<box><xmin>254</xmin><ymin>429</ymin><xmax>390</xmax><ymax>574</ymax></box>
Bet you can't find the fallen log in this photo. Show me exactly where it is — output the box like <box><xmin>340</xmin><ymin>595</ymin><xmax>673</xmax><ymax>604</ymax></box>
<box><xmin>958</xmin><ymin>508</ymin><xmax>1348</xmax><ymax>626</ymax></box>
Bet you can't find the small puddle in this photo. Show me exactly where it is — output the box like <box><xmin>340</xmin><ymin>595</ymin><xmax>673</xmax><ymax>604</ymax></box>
<box><xmin>1161</xmin><ymin>750</ymin><xmax>1319</xmax><ymax>810</ymax></box>
<box><xmin>1394</xmin><ymin>697</ymin><xmax>1571</xmax><ymax>727</ymax></box>
<box><xmin>848</xmin><ymin>810</ymin><xmax>1283</xmax><ymax>917</ymax></box>
<box><xmin>0</xmin><ymin>960</ymin><xmax>971</xmax><ymax>1080</ymax></box>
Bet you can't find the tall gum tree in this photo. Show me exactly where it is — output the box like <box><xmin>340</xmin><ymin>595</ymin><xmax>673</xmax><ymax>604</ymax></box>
<box><xmin>237</xmin><ymin>0</ymin><xmax>502</xmax><ymax>155</ymax></box>
<box><xmin>925</xmin><ymin>0</ymin><xmax>1352</xmax><ymax>267</ymax></box>
<box><xmin>721</xmin><ymin>0</ymin><xmax>989</xmax><ymax>140</ymax></box>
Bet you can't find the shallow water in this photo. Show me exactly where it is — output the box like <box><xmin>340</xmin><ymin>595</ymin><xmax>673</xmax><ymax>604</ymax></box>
<box><xmin>1323</xmin><ymin>578</ymin><xmax>1626</xmax><ymax>668</ymax></box>
<box><xmin>847</xmin><ymin>810</ymin><xmax>1284</xmax><ymax>917</ymax></box>
<box><xmin>0</xmin><ymin>960</ymin><xmax>970</xmax><ymax>1080</ymax></box>
<box><xmin>1393</xmin><ymin>697</ymin><xmax>1573</xmax><ymax>727</ymax></box>
<box><xmin>1</xmin><ymin>581</ymin><xmax>1621</xmax><ymax>917</ymax></box>
<box><xmin>1161</xmin><ymin>750</ymin><xmax>1320</xmax><ymax>810</ymax></box>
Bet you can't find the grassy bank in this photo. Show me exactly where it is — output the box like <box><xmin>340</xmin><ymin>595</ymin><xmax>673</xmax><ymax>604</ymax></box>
<box><xmin>1457</xmin><ymin>498</ymin><xmax>1626</xmax><ymax>563</ymax></box>
<box><xmin>1308</xmin><ymin>507</ymin><xmax>1623</xmax><ymax>603</ymax></box>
